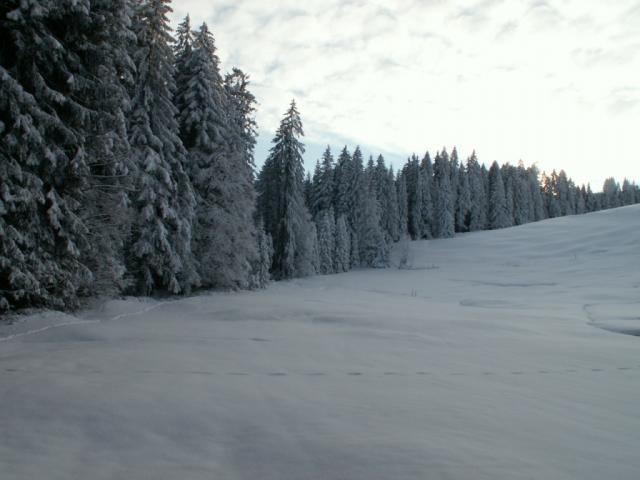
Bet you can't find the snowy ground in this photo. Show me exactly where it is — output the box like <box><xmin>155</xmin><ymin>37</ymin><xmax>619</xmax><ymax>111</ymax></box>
<box><xmin>1</xmin><ymin>205</ymin><xmax>639</xmax><ymax>480</ymax></box>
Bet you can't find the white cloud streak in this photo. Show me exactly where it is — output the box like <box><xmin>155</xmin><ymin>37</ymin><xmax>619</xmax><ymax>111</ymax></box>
<box><xmin>170</xmin><ymin>0</ymin><xmax>640</xmax><ymax>187</ymax></box>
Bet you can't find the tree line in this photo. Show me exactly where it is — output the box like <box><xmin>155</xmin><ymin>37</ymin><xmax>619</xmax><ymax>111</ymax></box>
<box><xmin>1</xmin><ymin>0</ymin><xmax>638</xmax><ymax>312</ymax></box>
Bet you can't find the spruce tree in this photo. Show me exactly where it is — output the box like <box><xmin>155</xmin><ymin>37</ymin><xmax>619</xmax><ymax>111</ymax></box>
<box><xmin>333</xmin><ymin>147</ymin><xmax>353</xmax><ymax>219</ymax></box>
<box><xmin>316</xmin><ymin>208</ymin><xmax>336</xmax><ymax>274</ymax></box>
<box><xmin>488</xmin><ymin>161</ymin><xmax>510</xmax><ymax>229</ymax></box>
<box><xmin>1</xmin><ymin>0</ymin><xmax>135</xmax><ymax>310</ymax></box>
<box><xmin>175</xmin><ymin>22</ymin><xmax>259</xmax><ymax>289</ymax></box>
<box><xmin>419</xmin><ymin>152</ymin><xmax>435</xmax><ymax>238</ymax></box>
<box><xmin>127</xmin><ymin>0</ymin><xmax>197</xmax><ymax>295</ymax></box>
<box><xmin>257</xmin><ymin>101</ymin><xmax>316</xmax><ymax>279</ymax></box>
<box><xmin>434</xmin><ymin>150</ymin><xmax>455</xmax><ymax>238</ymax></box>
<box><xmin>311</xmin><ymin>147</ymin><xmax>334</xmax><ymax>217</ymax></box>
<box><xmin>396</xmin><ymin>172</ymin><xmax>409</xmax><ymax>237</ymax></box>
<box><xmin>334</xmin><ymin>214</ymin><xmax>351</xmax><ymax>273</ymax></box>
<box><xmin>455</xmin><ymin>162</ymin><xmax>471</xmax><ymax>232</ymax></box>
<box><xmin>359</xmin><ymin>187</ymin><xmax>389</xmax><ymax>268</ymax></box>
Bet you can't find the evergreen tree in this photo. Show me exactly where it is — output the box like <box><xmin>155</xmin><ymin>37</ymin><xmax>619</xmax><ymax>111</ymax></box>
<box><xmin>175</xmin><ymin>22</ymin><xmax>258</xmax><ymax>289</ymax></box>
<box><xmin>334</xmin><ymin>214</ymin><xmax>351</xmax><ymax>273</ymax></box>
<box><xmin>348</xmin><ymin>146</ymin><xmax>366</xmax><ymax>267</ymax></box>
<box><xmin>433</xmin><ymin>150</ymin><xmax>454</xmax><ymax>238</ymax></box>
<box><xmin>542</xmin><ymin>171</ymin><xmax>560</xmax><ymax>218</ymax></box>
<box><xmin>528</xmin><ymin>165</ymin><xmax>545</xmax><ymax>221</ymax></box>
<box><xmin>256</xmin><ymin>101</ymin><xmax>316</xmax><ymax>279</ymax></box>
<box><xmin>251</xmin><ymin>222</ymin><xmax>273</xmax><ymax>288</ymax></box>
<box><xmin>311</xmin><ymin>147</ymin><xmax>334</xmax><ymax>217</ymax></box>
<box><xmin>419</xmin><ymin>152</ymin><xmax>435</xmax><ymax>238</ymax></box>
<box><xmin>127</xmin><ymin>0</ymin><xmax>197</xmax><ymax>295</ymax></box>
<box><xmin>0</xmin><ymin>0</ymin><xmax>135</xmax><ymax>310</ymax></box>
<box><xmin>488</xmin><ymin>161</ymin><xmax>509</xmax><ymax>229</ymax></box>
<box><xmin>502</xmin><ymin>165</ymin><xmax>515</xmax><ymax>227</ymax></box>
<box><xmin>359</xmin><ymin>187</ymin><xmax>389</xmax><ymax>268</ymax></box>
<box><xmin>333</xmin><ymin>147</ymin><xmax>352</xmax><ymax>218</ymax></box>
<box><xmin>467</xmin><ymin>151</ymin><xmax>487</xmax><ymax>231</ymax></box>
<box><xmin>404</xmin><ymin>155</ymin><xmax>423</xmax><ymax>240</ymax></box>
<box><xmin>513</xmin><ymin>162</ymin><xmax>530</xmax><ymax>225</ymax></box>
<box><xmin>396</xmin><ymin>172</ymin><xmax>409</xmax><ymax>238</ymax></box>
<box><xmin>375</xmin><ymin>158</ymin><xmax>400</xmax><ymax>242</ymax></box>
<box><xmin>455</xmin><ymin>162</ymin><xmax>471</xmax><ymax>232</ymax></box>
<box><xmin>585</xmin><ymin>184</ymin><xmax>598</xmax><ymax>212</ymax></box>
<box><xmin>316</xmin><ymin>208</ymin><xmax>335</xmax><ymax>274</ymax></box>
<box><xmin>622</xmin><ymin>179</ymin><xmax>636</xmax><ymax>206</ymax></box>
<box><xmin>602</xmin><ymin>177</ymin><xmax>620</xmax><ymax>209</ymax></box>
<box><xmin>449</xmin><ymin>147</ymin><xmax>460</xmax><ymax>223</ymax></box>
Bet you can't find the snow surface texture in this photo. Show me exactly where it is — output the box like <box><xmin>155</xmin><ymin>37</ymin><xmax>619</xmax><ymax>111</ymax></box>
<box><xmin>1</xmin><ymin>205</ymin><xmax>639</xmax><ymax>480</ymax></box>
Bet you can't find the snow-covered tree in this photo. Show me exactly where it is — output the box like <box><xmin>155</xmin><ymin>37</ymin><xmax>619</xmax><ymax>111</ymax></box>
<box><xmin>1</xmin><ymin>0</ymin><xmax>136</xmax><ymax>310</ymax></box>
<box><xmin>419</xmin><ymin>152</ymin><xmax>435</xmax><ymax>238</ymax></box>
<box><xmin>257</xmin><ymin>101</ymin><xmax>316</xmax><ymax>279</ymax></box>
<box><xmin>316</xmin><ymin>208</ymin><xmax>335</xmax><ymax>274</ymax></box>
<box><xmin>359</xmin><ymin>189</ymin><xmax>389</xmax><ymax>268</ymax></box>
<box><xmin>602</xmin><ymin>177</ymin><xmax>620</xmax><ymax>209</ymax></box>
<box><xmin>466</xmin><ymin>152</ymin><xmax>487</xmax><ymax>231</ymax></box>
<box><xmin>175</xmin><ymin>22</ymin><xmax>259</xmax><ymax>289</ymax></box>
<box><xmin>396</xmin><ymin>172</ymin><xmax>409</xmax><ymax>238</ymax></box>
<box><xmin>333</xmin><ymin>147</ymin><xmax>352</xmax><ymax>219</ymax></box>
<box><xmin>488</xmin><ymin>161</ymin><xmax>510</xmax><ymax>229</ymax></box>
<box><xmin>311</xmin><ymin>147</ymin><xmax>334</xmax><ymax>217</ymax></box>
<box><xmin>334</xmin><ymin>214</ymin><xmax>351</xmax><ymax>273</ymax></box>
<box><xmin>433</xmin><ymin>150</ymin><xmax>455</xmax><ymax>238</ymax></box>
<box><xmin>127</xmin><ymin>0</ymin><xmax>197</xmax><ymax>295</ymax></box>
<box><xmin>375</xmin><ymin>158</ymin><xmax>400</xmax><ymax>242</ymax></box>
<box><xmin>404</xmin><ymin>155</ymin><xmax>423</xmax><ymax>240</ymax></box>
<box><xmin>251</xmin><ymin>223</ymin><xmax>273</xmax><ymax>288</ymax></box>
<box><xmin>455</xmin><ymin>162</ymin><xmax>471</xmax><ymax>232</ymax></box>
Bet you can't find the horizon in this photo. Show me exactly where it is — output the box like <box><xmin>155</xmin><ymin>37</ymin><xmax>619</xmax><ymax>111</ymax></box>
<box><xmin>169</xmin><ymin>0</ymin><xmax>639</xmax><ymax>190</ymax></box>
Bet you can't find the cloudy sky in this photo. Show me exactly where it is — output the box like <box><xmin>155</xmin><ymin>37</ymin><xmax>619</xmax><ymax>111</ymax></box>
<box><xmin>169</xmin><ymin>0</ymin><xmax>639</xmax><ymax>188</ymax></box>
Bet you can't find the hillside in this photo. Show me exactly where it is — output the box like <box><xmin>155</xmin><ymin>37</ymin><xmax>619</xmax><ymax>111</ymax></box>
<box><xmin>1</xmin><ymin>205</ymin><xmax>639</xmax><ymax>480</ymax></box>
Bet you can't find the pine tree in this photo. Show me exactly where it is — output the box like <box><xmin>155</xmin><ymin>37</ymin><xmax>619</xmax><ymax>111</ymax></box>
<box><xmin>502</xmin><ymin>165</ymin><xmax>515</xmax><ymax>227</ymax></box>
<box><xmin>433</xmin><ymin>150</ymin><xmax>454</xmax><ymax>238</ymax></box>
<box><xmin>513</xmin><ymin>162</ymin><xmax>530</xmax><ymax>225</ymax></box>
<box><xmin>359</xmin><ymin>188</ymin><xmax>389</xmax><ymax>268</ymax></box>
<box><xmin>316</xmin><ymin>208</ymin><xmax>335</xmax><ymax>274</ymax></box>
<box><xmin>374</xmin><ymin>157</ymin><xmax>400</xmax><ymax>242</ymax></box>
<box><xmin>404</xmin><ymin>155</ymin><xmax>423</xmax><ymax>240</ymax></box>
<box><xmin>467</xmin><ymin>152</ymin><xmax>486</xmax><ymax>231</ymax></box>
<box><xmin>528</xmin><ymin>165</ymin><xmax>545</xmax><ymax>221</ymax></box>
<box><xmin>175</xmin><ymin>22</ymin><xmax>259</xmax><ymax>289</ymax></box>
<box><xmin>348</xmin><ymin>146</ymin><xmax>366</xmax><ymax>267</ymax></box>
<box><xmin>419</xmin><ymin>152</ymin><xmax>435</xmax><ymax>238</ymax></box>
<box><xmin>1</xmin><ymin>0</ymin><xmax>136</xmax><ymax>310</ymax></box>
<box><xmin>256</xmin><ymin>101</ymin><xmax>316</xmax><ymax>279</ymax></box>
<box><xmin>127</xmin><ymin>0</ymin><xmax>197</xmax><ymax>295</ymax></box>
<box><xmin>585</xmin><ymin>184</ymin><xmax>598</xmax><ymax>212</ymax></box>
<box><xmin>334</xmin><ymin>214</ymin><xmax>351</xmax><ymax>273</ymax></box>
<box><xmin>333</xmin><ymin>147</ymin><xmax>352</xmax><ymax>219</ymax></box>
<box><xmin>488</xmin><ymin>161</ymin><xmax>509</xmax><ymax>229</ymax></box>
<box><xmin>396</xmin><ymin>172</ymin><xmax>409</xmax><ymax>237</ymax></box>
<box><xmin>173</xmin><ymin>14</ymin><xmax>193</xmax><ymax>83</ymax></box>
<box><xmin>449</xmin><ymin>147</ymin><xmax>460</xmax><ymax>223</ymax></box>
<box><xmin>311</xmin><ymin>146</ymin><xmax>334</xmax><ymax>217</ymax></box>
<box><xmin>251</xmin><ymin>222</ymin><xmax>273</xmax><ymax>288</ymax></box>
<box><xmin>622</xmin><ymin>179</ymin><xmax>636</xmax><ymax>206</ymax></box>
<box><xmin>455</xmin><ymin>162</ymin><xmax>471</xmax><ymax>232</ymax></box>
<box><xmin>602</xmin><ymin>177</ymin><xmax>620</xmax><ymax>209</ymax></box>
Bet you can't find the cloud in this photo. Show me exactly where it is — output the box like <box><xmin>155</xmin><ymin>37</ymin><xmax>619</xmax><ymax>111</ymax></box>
<box><xmin>169</xmin><ymin>0</ymin><xmax>640</xmax><ymax>187</ymax></box>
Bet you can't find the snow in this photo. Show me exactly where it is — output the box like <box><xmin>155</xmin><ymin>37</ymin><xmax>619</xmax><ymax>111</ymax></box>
<box><xmin>1</xmin><ymin>205</ymin><xmax>640</xmax><ymax>479</ymax></box>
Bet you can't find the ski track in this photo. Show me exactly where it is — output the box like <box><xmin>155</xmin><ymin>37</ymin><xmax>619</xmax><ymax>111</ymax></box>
<box><xmin>0</xmin><ymin>300</ymin><xmax>172</xmax><ymax>343</ymax></box>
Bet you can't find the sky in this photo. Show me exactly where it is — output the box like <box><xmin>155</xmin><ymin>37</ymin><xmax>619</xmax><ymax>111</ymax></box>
<box><xmin>169</xmin><ymin>0</ymin><xmax>639</xmax><ymax>189</ymax></box>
